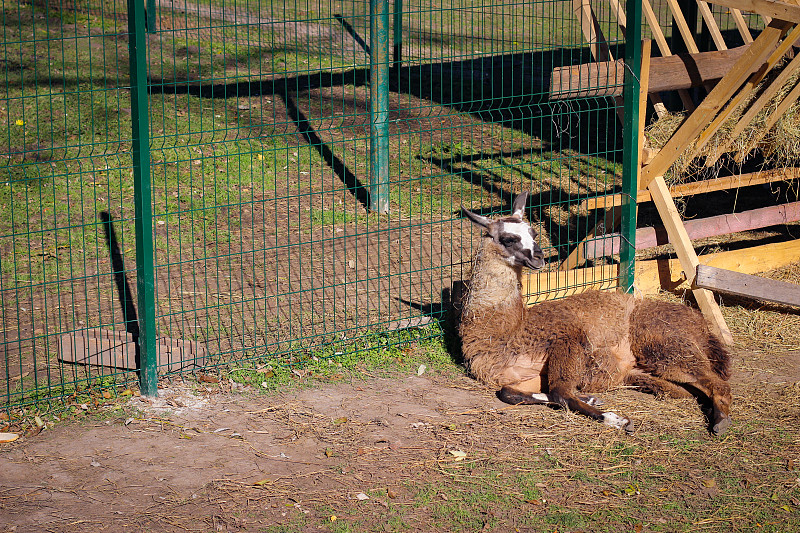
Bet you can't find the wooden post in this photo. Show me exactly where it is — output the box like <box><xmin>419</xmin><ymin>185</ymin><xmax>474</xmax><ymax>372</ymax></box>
<box><xmin>647</xmin><ymin>176</ymin><xmax>734</xmax><ymax>345</ymax></box>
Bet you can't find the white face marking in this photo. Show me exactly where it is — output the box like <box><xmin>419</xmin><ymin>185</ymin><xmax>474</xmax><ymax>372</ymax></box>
<box><xmin>503</xmin><ymin>222</ymin><xmax>535</xmax><ymax>251</ymax></box>
<box><xmin>602</xmin><ymin>412</ymin><xmax>631</xmax><ymax>430</ymax></box>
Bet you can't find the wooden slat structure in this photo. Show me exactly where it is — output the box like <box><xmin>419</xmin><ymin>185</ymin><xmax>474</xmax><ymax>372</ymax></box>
<box><xmin>542</xmin><ymin>0</ymin><xmax>800</xmax><ymax>344</ymax></box>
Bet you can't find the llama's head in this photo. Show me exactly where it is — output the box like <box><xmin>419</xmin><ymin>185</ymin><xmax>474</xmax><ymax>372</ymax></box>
<box><xmin>463</xmin><ymin>192</ymin><xmax>545</xmax><ymax>270</ymax></box>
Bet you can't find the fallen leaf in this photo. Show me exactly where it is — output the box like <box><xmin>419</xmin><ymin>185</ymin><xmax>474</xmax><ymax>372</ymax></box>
<box><xmin>333</xmin><ymin>417</ymin><xmax>348</xmax><ymax>425</ymax></box>
<box><xmin>324</xmin><ymin>448</ymin><xmax>335</xmax><ymax>457</ymax></box>
<box><xmin>198</xmin><ymin>373</ymin><xmax>219</xmax><ymax>383</ymax></box>
<box><xmin>120</xmin><ymin>389</ymin><xmax>133</xmax><ymax>396</ymax></box>
<box><xmin>416</xmin><ymin>364</ymin><xmax>426</xmax><ymax>376</ymax></box>
<box><xmin>102</xmin><ymin>390</ymin><xmax>112</xmax><ymax>399</ymax></box>
<box><xmin>387</xmin><ymin>487</ymin><xmax>397</xmax><ymax>499</ymax></box>
<box><xmin>329</xmin><ymin>515</ymin><xmax>337</xmax><ymax>522</ymax></box>
<box><xmin>449</xmin><ymin>450</ymin><xmax>467</xmax><ymax>461</ymax></box>
<box><xmin>34</xmin><ymin>416</ymin><xmax>44</xmax><ymax>428</ymax></box>
<box><xmin>253</xmin><ymin>479</ymin><xmax>271</xmax><ymax>486</ymax></box>
<box><xmin>699</xmin><ymin>478</ymin><xmax>720</xmax><ymax>498</ymax></box>
<box><xmin>356</xmin><ymin>492</ymin><xmax>369</xmax><ymax>500</ymax></box>
<box><xmin>0</xmin><ymin>432</ymin><xmax>19</xmax><ymax>443</ymax></box>
<box><xmin>624</xmin><ymin>484</ymin><xmax>639</xmax><ymax>496</ymax></box>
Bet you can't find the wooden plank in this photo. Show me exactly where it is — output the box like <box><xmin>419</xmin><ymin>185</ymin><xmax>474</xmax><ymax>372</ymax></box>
<box><xmin>609</xmin><ymin>0</ymin><xmax>627</xmax><ymax>32</ymax></box>
<box><xmin>688</xmin><ymin>22</ymin><xmax>800</xmax><ymax>163</ymax></box>
<box><xmin>667</xmin><ymin>0</ymin><xmax>702</xmax><ymax>53</ymax></box>
<box><xmin>644</xmin><ymin>0</ymin><xmax>672</xmax><ymax>55</ymax></box>
<box><xmin>637</xmin><ymin>40</ymin><xmax>652</xmax><ymax>191</ymax></box>
<box><xmin>581</xmin><ymin>168</ymin><xmax>800</xmax><ymax>211</ymax></box>
<box><xmin>582</xmin><ymin>201</ymin><xmax>800</xmax><ymax>258</ymax></box>
<box><xmin>573</xmin><ymin>0</ymin><xmax>612</xmax><ymax>62</ymax></box>
<box><xmin>697</xmin><ymin>0</ymin><xmax>730</xmax><ymax>50</ymax></box>
<box><xmin>639</xmin><ymin>21</ymin><xmax>788</xmax><ymax>188</ymax></box>
<box><xmin>695</xmin><ymin>264</ymin><xmax>800</xmax><ymax>306</ymax></box>
<box><xmin>708</xmin><ymin>0</ymin><xmax>800</xmax><ymax>23</ymax></box>
<box><xmin>731</xmin><ymin>8</ymin><xmax>755</xmax><ymax>43</ymax></box>
<box><xmin>58</xmin><ymin>329</ymin><xmax>208</xmax><ymax>372</ymax></box>
<box><xmin>735</xmin><ymin>74</ymin><xmax>800</xmax><ymax>161</ymax></box>
<box><xmin>521</xmin><ymin>239</ymin><xmax>800</xmax><ymax>299</ymax></box>
<box><xmin>559</xmin><ymin>207</ymin><xmax>621</xmax><ymax>270</ymax></box>
<box><xmin>706</xmin><ymin>46</ymin><xmax>800</xmax><ymax>167</ymax></box>
<box><xmin>643</xmin><ymin>0</ymin><xmax>697</xmax><ymax>110</ymax></box>
<box><xmin>549</xmin><ymin>45</ymin><xmax>752</xmax><ymax>100</ymax></box>
<box><xmin>559</xmin><ymin>40</ymin><xmax>652</xmax><ymax>272</ymax></box>
<box><xmin>647</xmin><ymin>175</ymin><xmax>733</xmax><ymax>344</ymax></box>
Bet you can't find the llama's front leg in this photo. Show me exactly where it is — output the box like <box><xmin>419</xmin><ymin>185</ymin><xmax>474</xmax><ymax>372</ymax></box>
<box><xmin>547</xmin><ymin>337</ymin><xmax>634</xmax><ymax>433</ymax></box>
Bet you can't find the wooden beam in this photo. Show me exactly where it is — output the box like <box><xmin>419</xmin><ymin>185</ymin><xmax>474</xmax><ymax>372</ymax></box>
<box><xmin>521</xmin><ymin>239</ymin><xmax>800</xmax><ymax>300</ymax></box>
<box><xmin>581</xmin><ymin>201</ymin><xmax>800</xmax><ymax>259</ymax></box>
<box><xmin>695</xmin><ymin>264</ymin><xmax>800</xmax><ymax>306</ymax></box>
<box><xmin>609</xmin><ymin>0</ymin><xmax>627</xmax><ymax>33</ymax></box>
<box><xmin>648</xmin><ymin>175</ymin><xmax>733</xmax><ymax>344</ymax></box>
<box><xmin>689</xmin><ymin>22</ymin><xmax>800</xmax><ymax>165</ymax></box>
<box><xmin>708</xmin><ymin>0</ymin><xmax>800</xmax><ymax>23</ymax></box>
<box><xmin>639</xmin><ymin>21</ymin><xmax>789</xmax><ymax>189</ymax></box>
<box><xmin>731</xmin><ymin>8</ymin><xmax>755</xmax><ymax>43</ymax></box>
<box><xmin>735</xmin><ymin>74</ymin><xmax>800</xmax><ymax>162</ymax></box>
<box><xmin>581</xmin><ymin>168</ymin><xmax>800</xmax><ymax>211</ymax></box>
<box><xmin>667</xmin><ymin>0</ymin><xmax>702</xmax><ymax>54</ymax></box>
<box><xmin>705</xmin><ymin>47</ymin><xmax>800</xmax><ymax>167</ymax></box>
<box><xmin>697</xmin><ymin>0</ymin><xmax>730</xmax><ymax>50</ymax></box>
<box><xmin>573</xmin><ymin>0</ymin><xmax>612</xmax><ymax>63</ymax></box>
<box><xmin>549</xmin><ymin>46</ymin><xmax>752</xmax><ymax>100</ymax></box>
<box><xmin>643</xmin><ymin>0</ymin><xmax>697</xmax><ymax>110</ymax></box>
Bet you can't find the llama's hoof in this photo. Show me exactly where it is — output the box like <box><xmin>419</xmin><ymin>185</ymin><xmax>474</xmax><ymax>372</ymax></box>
<box><xmin>712</xmin><ymin>415</ymin><xmax>732</xmax><ymax>436</ymax></box>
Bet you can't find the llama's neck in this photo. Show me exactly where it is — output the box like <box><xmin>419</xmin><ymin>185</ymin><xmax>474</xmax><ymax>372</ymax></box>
<box><xmin>461</xmin><ymin>237</ymin><xmax>525</xmax><ymax>331</ymax></box>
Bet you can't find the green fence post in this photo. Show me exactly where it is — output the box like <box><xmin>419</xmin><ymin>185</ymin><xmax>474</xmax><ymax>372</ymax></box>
<box><xmin>370</xmin><ymin>0</ymin><xmax>390</xmax><ymax>214</ymax></box>
<box><xmin>146</xmin><ymin>0</ymin><xmax>156</xmax><ymax>33</ymax></box>
<box><xmin>393</xmin><ymin>0</ymin><xmax>403</xmax><ymax>66</ymax></box>
<box><xmin>127</xmin><ymin>0</ymin><xmax>158</xmax><ymax>396</ymax></box>
<box><xmin>619</xmin><ymin>0</ymin><xmax>642</xmax><ymax>293</ymax></box>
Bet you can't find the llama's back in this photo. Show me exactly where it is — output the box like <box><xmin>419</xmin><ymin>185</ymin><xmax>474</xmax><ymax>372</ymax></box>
<box><xmin>627</xmin><ymin>296</ymin><xmax>731</xmax><ymax>379</ymax></box>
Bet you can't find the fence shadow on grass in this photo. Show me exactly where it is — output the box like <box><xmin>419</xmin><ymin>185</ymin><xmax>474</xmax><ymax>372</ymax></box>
<box><xmin>148</xmin><ymin>45</ymin><xmax>623</xmax><ymax>218</ymax></box>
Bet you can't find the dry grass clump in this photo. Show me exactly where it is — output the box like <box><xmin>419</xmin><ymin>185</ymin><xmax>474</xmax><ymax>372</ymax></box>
<box><xmin>644</xmin><ymin>58</ymin><xmax>800</xmax><ymax>185</ymax></box>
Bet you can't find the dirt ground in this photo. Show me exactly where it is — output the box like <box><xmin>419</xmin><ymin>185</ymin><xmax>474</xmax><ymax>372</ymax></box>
<box><xmin>3</xmin><ymin>341</ymin><xmax>800</xmax><ymax>533</ymax></box>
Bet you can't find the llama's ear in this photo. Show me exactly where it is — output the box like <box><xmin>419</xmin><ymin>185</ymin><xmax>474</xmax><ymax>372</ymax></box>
<box><xmin>511</xmin><ymin>192</ymin><xmax>529</xmax><ymax>217</ymax></box>
<box><xmin>462</xmin><ymin>207</ymin><xmax>491</xmax><ymax>230</ymax></box>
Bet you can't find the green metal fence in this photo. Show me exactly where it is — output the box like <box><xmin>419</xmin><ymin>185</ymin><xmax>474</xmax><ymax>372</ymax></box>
<box><xmin>2</xmin><ymin>0</ymin><xmax>647</xmax><ymax>411</ymax></box>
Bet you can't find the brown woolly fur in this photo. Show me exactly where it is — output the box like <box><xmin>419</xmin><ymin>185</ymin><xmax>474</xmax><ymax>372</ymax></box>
<box><xmin>460</xmin><ymin>193</ymin><xmax>733</xmax><ymax>436</ymax></box>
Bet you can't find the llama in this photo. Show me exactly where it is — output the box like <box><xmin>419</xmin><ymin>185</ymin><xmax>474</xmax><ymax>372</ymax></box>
<box><xmin>459</xmin><ymin>192</ymin><xmax>732</xmax><ymax>435</ymax></box>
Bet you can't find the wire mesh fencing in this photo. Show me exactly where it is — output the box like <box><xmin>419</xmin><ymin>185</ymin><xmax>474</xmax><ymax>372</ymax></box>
<box><xmin>1</xmin><ymin>0</ymin><xmax>645</xmax><ymax>411</ymax></box>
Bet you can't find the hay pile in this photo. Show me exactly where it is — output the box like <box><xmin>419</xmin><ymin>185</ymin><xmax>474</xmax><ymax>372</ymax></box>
<box><xmin>644</xmin><ymin>57</ymin><xmax>800</xmax><ymax>186</ymax></box>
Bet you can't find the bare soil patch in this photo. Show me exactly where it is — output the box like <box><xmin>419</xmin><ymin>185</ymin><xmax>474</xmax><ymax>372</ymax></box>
<box><xmin>3</xmin><ymin>341</ymin><xmax>800</xmax><ymax>532</ymax></box>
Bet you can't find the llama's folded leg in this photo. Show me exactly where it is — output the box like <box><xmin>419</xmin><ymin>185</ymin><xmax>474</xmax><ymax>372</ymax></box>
<box><xmin>547</xmin><ymin>337</ymin><xmax>634</xmax><ymax>433</ymax></box>
<box><xmin>648</xmin><ymin>367</ymin><xmax>733</xmax><ymax>436</ymax></box>
<box><xmin>498</xmin><ymin>377</ymin><xmax>549</xmax><ymax>405</ymax></box>
<box><xmin>626</xmin><ymin>369</ymin><xmax>694</xmax><ymax>399</ymax></box>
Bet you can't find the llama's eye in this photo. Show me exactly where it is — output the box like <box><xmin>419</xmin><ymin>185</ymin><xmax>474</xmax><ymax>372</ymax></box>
<box><xmin>499</xmin><ymin>234</ymin><xmax>520</xmax><ymax>247</ymax></box>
